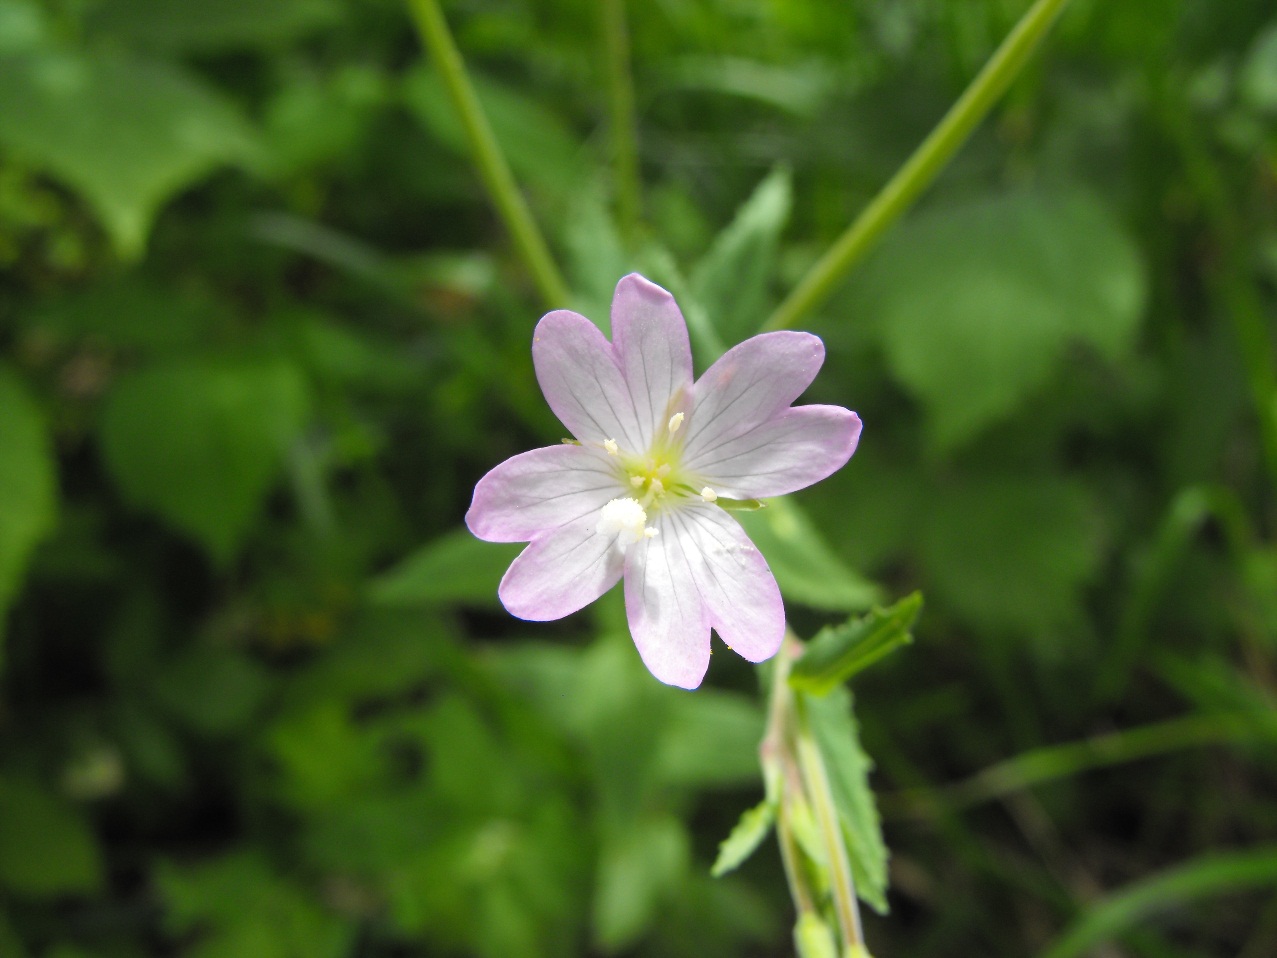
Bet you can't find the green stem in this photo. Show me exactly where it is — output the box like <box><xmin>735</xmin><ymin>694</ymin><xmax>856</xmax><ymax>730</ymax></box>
<box><xmin>794</xmin><ymin>690</ymin><xmax>865</xmax><ymax>951</ymax></box>
<box><xmin>601</xmin><ymin>0</ymin><xmax>641</xmax><ymax>245</ymax></box>
<box><xmin>763</xmin><ymin>637</ymin><xmax>815</xmax><ymax>916</ymax></box>
<box><xmin>405</xmin><ymin>0</ymin><xmax>571</xmax><ymax>308</ymax></box>
<box><xmin>1037</xmin><ymin>846</ymin><xmax>1277</xmax><ymax>958</ymax></box>
<box><xmin>885</xmin><ymin>712</ymin><xmax>1271</xmax><ymax>819</ymax></box>
<box><xmin>763</xmin><ymin>0</ymin><xmax>1073</xmax><ymax>332</ymax></box>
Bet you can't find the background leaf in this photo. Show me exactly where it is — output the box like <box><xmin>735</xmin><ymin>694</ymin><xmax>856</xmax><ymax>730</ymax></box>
<box><xmin>0</xmin><ymin>369</ymin><xmax>56</xmax><ymax>649</ymax></box>
<box><xmin>0</xmin><ymin>51</ymin><xmax>258</xmax><ymax>256</ymax></box>
<box><xmin>857</xmin><ymin>189</ymin><xmax>1145</xmax><ymax>451</ymax></box>
<box><xmin>0</xmin><ymin>777</ymin><xmax>102</xmax><ymax>897</ymax></box>
<box><xmin>86</xmin><ymin>0</ymin><xmax>340</xmax><ymax>52</ymax></box>
<box><xmin>691</xmin><ymin>166</ymin><xmax>793</xmax><ymax>343</ymax></box>
<box><xmin>368</xmin><ymin>528</ymin><xmax>521</xmax><ymax>608</ymax></box>
<box><xmin>159</xmin><ymin>852</ymin><xmax>351</xmax><ymax>958</ymax></box>
<box><xmin>737</xmin><ymin>499</ymin><xmax>880</xmax><ymax>612</ymax></box>
<box><xmin>99</xmin><ymin>357</ymin><xmax>309</xmax><ymax>561</ymax></box>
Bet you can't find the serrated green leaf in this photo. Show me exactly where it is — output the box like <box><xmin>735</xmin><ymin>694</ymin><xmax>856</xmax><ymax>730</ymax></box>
<box><xmin>805</xmin><ymin>688</ymin><xmax>889</xmax><ymax>914</ymax></box>
<box><xmin>0</xmin><ymin>777</ymin><xmax>102</xmax><ymax>897</ymax></box>
<box><xmin>859</xmin><ymin>189</ymin><xmax>1145</xmax><ymax>451</ymax></box>
<box><xmin>368</xmin><ymin>528</ymin><xmax>521</xmax><ymax>608</ymax></box>
<box><xmin>86</xmin><ymin>0</ymin><xmax>340</xmax><ymax>52</ymax></box>
<box><xmin>710</xmin><ymin>800</ymin><xmax>775</xmax><ymax>877</ymax></box>
<box><xmin>737</xmin><ymin>499</ymin><xmax>880</xmax><ymax>612</ymax></box>
<box><xmin>0</xmin><ymin>369</ymin><xmax>57</xmax><ymax>653</ymax></box>
<box><xmin>99</xmin><ymin>357</ymin><xmax>309</xmax><ymax>562</ymax></box>
<box><xmin>789</xmin><ymin>592</ymin><xmax>922</xmax><ymax>695</ymax></box>
<box><xmin>0</xmin><ymin>51</ymin><xmax>259</xmax><ymax>257</ymax></box>
<box><xmin>691</xmin><ymin>166</ymin><xmax>792</xmax><ymax>343</ymax></box>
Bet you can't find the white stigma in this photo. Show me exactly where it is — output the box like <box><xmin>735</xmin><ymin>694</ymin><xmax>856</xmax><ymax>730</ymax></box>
<box><xmin>603</xmin><ymin>438</ymin><xmax>619</xmax><ymax>456</ymax></box>
<box><xmin>597</xmin><ymin>497</ymin><xmax>655</xmax><ymax>551</ymax></box>
<box><xmin>667</xmin><ymin>412</ymin><xmax>684</xmax><ymax>435</ymax></box>
<box><xmin>700</xmin><ymin>486</ymin><xmax>718</xmax><ymax>502</ymax></box>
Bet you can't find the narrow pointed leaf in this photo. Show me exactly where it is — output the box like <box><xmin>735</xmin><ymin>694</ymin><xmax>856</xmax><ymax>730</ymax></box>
<box><xmin>710</xmin><ymin>800</ymin><xmax>775</xmax><ymax>878</ymax></box>
<box><xmin>691</xmin><ymin>166</ymin><xmax>792</xmax><ymax>342</ymax></box>
<box><xmin>790</xmin><ymin>592</ymin><xmax>922</xmax><ymax>694</ymax></box>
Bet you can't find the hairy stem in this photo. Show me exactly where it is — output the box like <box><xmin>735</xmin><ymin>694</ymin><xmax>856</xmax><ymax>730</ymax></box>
<box><xmin>763</xmin><ymin>0</ymin><xmax>1074</xmax><ymax>332</ymax></box>
<box><xmin>405</xmin><ymin>0</ymin><xmax>570</xmax><ymax>307</ymax></box>
<box><xmin>795</xmin><ymin>691</ymin><xmax>865</xmax><ymax>951</ymax></box>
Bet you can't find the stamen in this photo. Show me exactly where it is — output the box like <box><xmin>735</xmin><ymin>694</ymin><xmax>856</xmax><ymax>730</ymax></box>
<box><xmin>700</xmin><ymin>486</ymin><xmax>718</xmax><ymax>502</ymax></box>
<box><xmin>644</xmin><ymin>527</ymin><xmax>659</xmax><ymax>539</ymax></box>
<box><xmin>657</xmin><ymin>464</ymin><xmax>671</xmax><ymax>478</ymax></box>
<box><xmin>603</xmin><ymin>438</ymin><xmax>619</xmax><ymax>456</ymax></box>
<box><xmin>649</xmin><ymin>478</ymin><xmax>665</xmax><ymax>496</ymax></box>
<box><xmin>596</xmin><ymin>497</ymin><xmax>649</xmax><ymax>552</ymax></box>
<box><xmin>667</xmin><ymin>412</ymin><xmax>684</xmax><ymax>435</ymax></box>
<box><xmin>630</xmin><ymin>475</ymin><xmax>645</xmax><ymax>488</ymax></box>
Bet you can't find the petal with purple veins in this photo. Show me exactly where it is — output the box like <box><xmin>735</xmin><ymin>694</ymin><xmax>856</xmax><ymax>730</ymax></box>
<box><xmin>623</xmin><ymin>513</ymin><xmax>712</xmax><ymax>689</ymax></box>
<box><xmin>676</xmin><ymin>504</ymin><xmax>785</xmax><ymax>663</ymax></box>
<box><xmin>466</xmin><ymin>443</ymin><xmax>623</xmax><ymax>543</ymax></box>
<box><xmin>499</xmin><ymin>515</ymin><xmax>624</xmax><ymax>621</ymax></box>
<box><xmin>533</xmin><ymin>309</ymin><xmax>645</xmax><ymax>450</ymax></box>
<box><xmin>688</xmin><ymin>405</ymin><xmax>862</xmax><ymax>499</ymax></box>
<box><xmin>610</xmin><ymin>273</ymin><xmax>694</xmax><ymax>448</ymax></box>
<box><xmin>681</xmin><ymin>331</ymin><xmax>826</xmax><ymax>463</ymax></box>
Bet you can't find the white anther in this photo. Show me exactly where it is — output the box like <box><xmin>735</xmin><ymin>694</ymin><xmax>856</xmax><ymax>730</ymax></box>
<box><xmin>644</xmin><ymin>527</ymin><xmax>659</xmax><ymax>539</ymax></box>
<box><xmin>603</xmin><ymin>438</ymin><xmax>619</xmax><ymax>456</ymax></box>
<box><xmin>667</xmin><ymin>412</ymin><xmax>684</xmax><ymax>434</ymax></box>
<box><xmin>630</xmin><ymin>475</ymin><xmax>645</xmax><ymax>488</ymax></box>
<box><xmin>649</xmin><ymin>478</ymin><xmax>665</xmax><ymax>496</ymax></box>
<box><xmin>597</xmin><ymin>498</ymin><xmax>649</xmax><ymax>551</ymax></box>
<box><xmin>657</xmin><ymin>464</ymin><xmax>671</xmax><ymax>478</ymax></box>
<box><xmin>700</xmin><ymin>486</ymin><xmax>718</xmax><ymax>502</ymax></box>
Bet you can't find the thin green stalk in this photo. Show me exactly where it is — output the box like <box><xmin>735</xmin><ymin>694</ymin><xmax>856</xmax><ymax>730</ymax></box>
<box><xmin>405</xmin><ymin>0</ymin><xmax>570</xmax><ymax>308</ymax></box>
<box><xmin>794</xmin><ymin>692</ymin><xmax>865</xmax><ymax>952</ymax></box>
<box><xmin>885</xmin><ymin>712</ymin><xmax>1271</xmax><ymax>819</ymax></box>
<box><xmin>601</xmin><ymin>0</ymin><xmax>641</xmax><ymax>244</ymax></box>
<box><xmin>1037</xmin><ymin>846</ymin><xmax>1277</xmax><ymax>958</ymax></box>
<box><xmin>763</xmin><ymin>0</ymin><xmax>1073</xmax><ymax>332</ymax></box>
<box><xmin>763</xmin><ymin>638</ymin><xmax>815</xmax><ymax>916</ymax></box>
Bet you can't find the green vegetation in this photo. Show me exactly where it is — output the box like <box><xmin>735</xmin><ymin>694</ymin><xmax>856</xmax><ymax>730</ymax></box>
<box><xmin>1</xmin><ymin>0</ymin><xmax>1276</xmax><ymax>955</ymax></box>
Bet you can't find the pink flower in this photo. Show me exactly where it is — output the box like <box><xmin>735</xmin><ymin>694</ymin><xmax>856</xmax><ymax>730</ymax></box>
<box><xmin>466</xmin><ymin>274</ymin><xmax>862</xmax><ymax>689</ymax></box>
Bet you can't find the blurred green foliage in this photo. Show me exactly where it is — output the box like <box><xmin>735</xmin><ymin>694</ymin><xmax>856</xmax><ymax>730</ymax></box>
<box><xmin>1</xmin><ymin>0</ymin><xmax>1277</xmax><ymax>955</ymax></box>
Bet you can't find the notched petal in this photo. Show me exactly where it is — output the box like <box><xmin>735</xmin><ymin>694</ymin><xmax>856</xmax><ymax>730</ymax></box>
<box><xmin>610</xmin><ymin>274</ymin><xmax>694</xmax><ymax>449</ymax></box>
<box><xmin>466</xmin><ymin>443</ymin><xmax>622</xmax><ymax>543</ymax></box>
<box><xmin>499</xmin><ymin>516</ymin><xmax>624</xmax><ymax>621</ymax></box>
<box><xmin>533</xmin><ymin>309</ymin><xmax>645</xmax><ymax>449</ymax></box>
